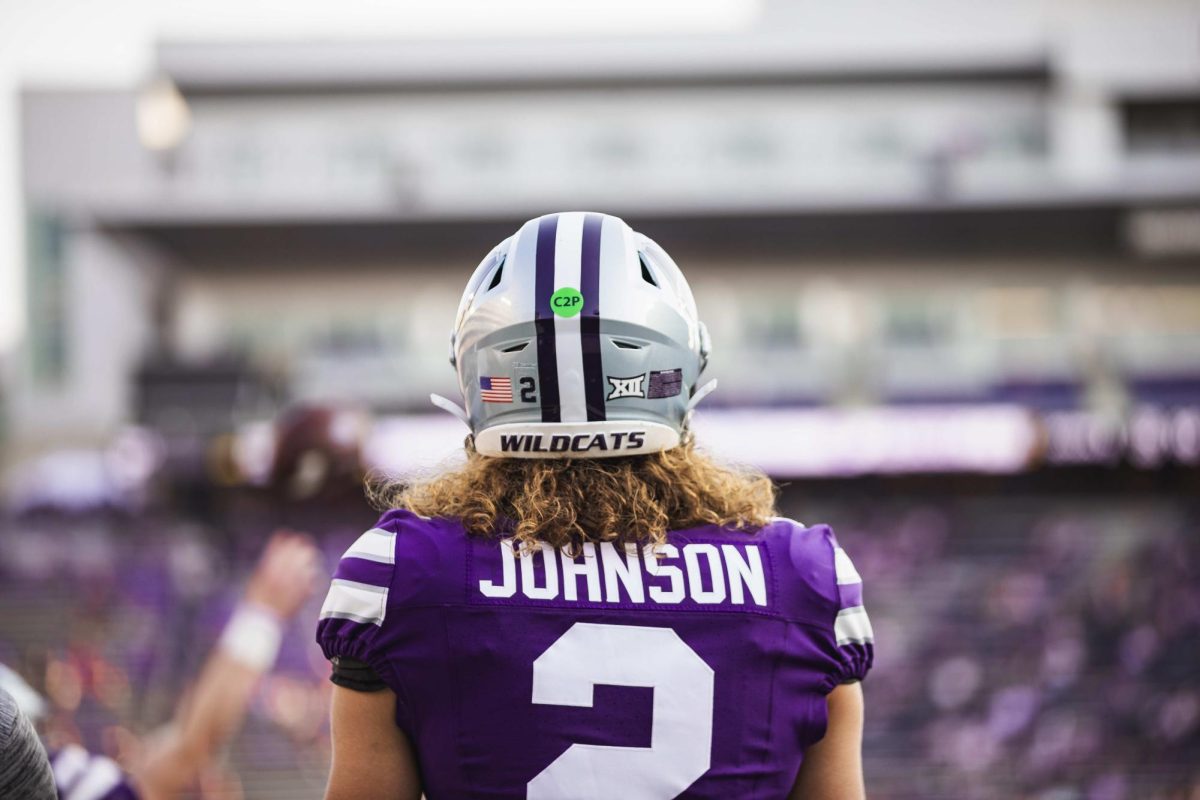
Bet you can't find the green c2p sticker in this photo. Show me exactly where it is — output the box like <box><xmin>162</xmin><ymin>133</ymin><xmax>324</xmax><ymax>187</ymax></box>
<box><xmin>550</xmin><ymin>287</ymin><xmax>584</xmax><ymax>318</ymax></box>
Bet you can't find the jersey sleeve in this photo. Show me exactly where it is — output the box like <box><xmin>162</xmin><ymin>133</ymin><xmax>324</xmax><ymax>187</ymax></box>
<box><xmin>315</xmin><ymin>517</ymin><xmax>399</xmax><ymax>677</ymax></box>
<box><xmin>822</xmin><ymin>528</ymin><xmax>874</xmax><ymax>689</ymax></box>
<box><xmin>778</xmin><ymin>520</ymin><xmax>875</xmax><ymax>693</ymax></box>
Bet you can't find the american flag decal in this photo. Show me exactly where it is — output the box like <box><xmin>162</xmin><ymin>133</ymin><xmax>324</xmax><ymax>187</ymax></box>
<box><xmin>480</xmin><ymin>376</ymin><xmax>513</xmax><ymax>403</ymax></box>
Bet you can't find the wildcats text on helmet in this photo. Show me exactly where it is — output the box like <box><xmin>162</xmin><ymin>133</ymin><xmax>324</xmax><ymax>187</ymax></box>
<box><xmin>499</xmin><ymin>431</ymin><xmax>647</xmax><ymax>454</ymax></box>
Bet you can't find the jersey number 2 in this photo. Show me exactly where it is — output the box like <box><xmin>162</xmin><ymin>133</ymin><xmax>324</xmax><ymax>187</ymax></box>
<box><xmin>527</xmin><ymin>622</ymin><xmax>714</xmax><ymax>799</ymax></box>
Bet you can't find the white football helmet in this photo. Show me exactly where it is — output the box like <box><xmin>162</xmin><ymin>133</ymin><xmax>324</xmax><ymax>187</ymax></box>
<box><xmin>434</xmin><ymin>212</ymin><xmax>715</xmax><ymax>458</ymax></box>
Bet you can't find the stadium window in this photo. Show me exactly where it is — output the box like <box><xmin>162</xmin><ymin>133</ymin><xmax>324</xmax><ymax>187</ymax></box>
<box><xmin>742</xmin><ymin>298</ymin><xmax>803</xmax><ymax>352</ymax></box>
<box><xmin>587</xmin><ymin>133</ymin><xmax>640</xmax><ymax>166</ymax></box>
<box><xmin>883</xmin><ymin>298</ymin><xmax>955</xmax><ymax>349</ymax></box>
<box><xmin>456</xmin><ymin>135</ymin><xmax>510</xmax><ymax>169</ymax></box>
<box><xmin>1123</xmin><ymin>96</ymin><xmax>1200</xmax><ymax>154</ymax></box>
<box><xmin>26</xmin><ymin>212</ymin><xmax>69</xmax><ymax>387</ymax></box>
<box><xmin>721</xmin><ymin>128</ymin><xmax>777</xmax><ymax>165</ymax></box>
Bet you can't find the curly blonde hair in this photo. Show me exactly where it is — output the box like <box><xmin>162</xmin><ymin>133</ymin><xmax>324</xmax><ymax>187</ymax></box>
<box><xmin>370</xmin><ymin>441</ymin><xmax>777</xmax><ymax>552</ymax></box>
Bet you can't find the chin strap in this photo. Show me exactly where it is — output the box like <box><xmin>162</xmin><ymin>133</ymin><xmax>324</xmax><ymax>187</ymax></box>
<box><xmin>682</xmin><ymin>378</ymin><xmax>718</xmax><ymax>433</ymax></box>
<box><xmin>430</xmin><ymin>393</ymin><xmax>471</xmax><ymax>429</ymax></box>
<box><xmin>687</xmin><ymin>378</ymin><xmax>718</xmax><ymax>413</ymax></box>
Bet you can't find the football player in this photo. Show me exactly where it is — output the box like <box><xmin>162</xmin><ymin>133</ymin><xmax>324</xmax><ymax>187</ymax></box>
<box><xmin>3</xmin><ymin>531</ymin><xmax>320</xmax><ymax>800</ymax></box>
<box><xmin>317</xmin><ymin>212</ymin><xmax>874</xmax><ymax>799</ymax></box>
<box><xmin>1</xmin><ymin>684</ymin><xmax>56</xmax><ymax>799</ymax></box>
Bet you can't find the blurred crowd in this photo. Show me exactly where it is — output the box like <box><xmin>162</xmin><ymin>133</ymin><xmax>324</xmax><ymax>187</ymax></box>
<box><xmin>816</xmin><ymin>495</ymin><xmax>1200</xmax><ymax>800</ymax></box>
<box><xmin>0</xmin><ymin>482</ymin><xmax>1196</xmax><ymax>799</ymax></box>
<box><xmin>0</xmin><ymin>513</ymin><xmax>346</xmax><ymax>798</ymax></box>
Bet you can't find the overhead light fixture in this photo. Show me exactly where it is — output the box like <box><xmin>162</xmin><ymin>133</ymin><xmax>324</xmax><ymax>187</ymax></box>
<box><xmin>136</xmin><ymin>75</ymin><xmax>191</xmax><ymax>153</ymax></box>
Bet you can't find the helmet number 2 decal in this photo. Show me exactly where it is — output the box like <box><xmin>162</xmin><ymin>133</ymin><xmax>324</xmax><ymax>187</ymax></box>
<box><xmin>519</xmin><ymin>376</ymin><xmax>537</xmax><ymax>403</ymax></box>
<box><xmin>551</xmin><ymin>287</ymin><xmax>584</xmax><ymax>318</ymax></box>
<box><xmin>527</xmin><ymin>623</ymin><xmax>714</xmax><ymax>799</ymax></box>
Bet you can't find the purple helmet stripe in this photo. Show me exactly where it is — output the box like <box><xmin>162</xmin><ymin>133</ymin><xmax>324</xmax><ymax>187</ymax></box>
<box><xmin>534</xmin><ymin>214</ymin><xmax>561</xmax><ymax>423</ymax></box>
<box><xmin>580</xmin><ymin>213</ymin><xmax>607</xmax><ymax>421</ymax></box>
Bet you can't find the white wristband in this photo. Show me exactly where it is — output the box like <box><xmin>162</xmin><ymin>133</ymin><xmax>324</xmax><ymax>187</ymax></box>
<box><xmin>219</xmin><ymin>603</ymin><xmax>283</xmax><ymax>672</ymax></box>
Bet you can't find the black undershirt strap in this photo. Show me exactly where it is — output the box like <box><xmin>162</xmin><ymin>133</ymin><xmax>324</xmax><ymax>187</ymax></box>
<box><xmin>330</xmin><ymin>656</ymin><xmax>386</xmax><ymax>693</ymax></box>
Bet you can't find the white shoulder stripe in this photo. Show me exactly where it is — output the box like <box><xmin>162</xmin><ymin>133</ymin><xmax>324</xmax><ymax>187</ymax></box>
<box><xmin>319</xmin><ymin>578</ymin><xmax>388</xmax><ymax>626</ymax></box>
<box><xmin>834</xmin><ymin>605</ymin><xmax>874</xmax><ymax>646</ymax></box>
<box><xmin>64</xmin><ymin>756</ymin><xmax>122</xmax><ymax>800</ymax></box>
<box><xmin>834</xmin><ymin>547</ymin><xmax>862</xmax><ymax>586</ymax></box>
<box><xmin>345</xmin><ymin>527</ymin><xmax>396</xmax><ymax>565</ymax></box>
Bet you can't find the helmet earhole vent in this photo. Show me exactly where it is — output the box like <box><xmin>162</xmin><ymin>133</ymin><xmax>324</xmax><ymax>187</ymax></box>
<box><xmin>500</xmin><ymin>341</ymin><xmax>529</xmax><ymax>353</ymax></box>
<box><xmin>638</xmin><ymin>254</ymin><xmax>659</xmax><ymax>287</ymax></box>
<box><xmin>486</xmin><ymin>257</ymin><xmax>506</xmax><ymax>291</ymax></box>
<box><xmin>612</xmin><ymin>339</ymin><xmax>642</xmax><ymax>350</ymax></box>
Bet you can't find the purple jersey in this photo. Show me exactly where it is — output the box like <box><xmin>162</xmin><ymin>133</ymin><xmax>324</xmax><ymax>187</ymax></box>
<box><xmin>317</xmin><ymin>510</ymin><xmax>873</xmax><ymax>799</ymax></box>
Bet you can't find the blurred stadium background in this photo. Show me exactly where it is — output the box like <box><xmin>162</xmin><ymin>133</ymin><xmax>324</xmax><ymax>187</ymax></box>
<box><xmin>2</xmin><ymin>1</ymin><xmax>1200</xmax><ymax>798</ymax></box>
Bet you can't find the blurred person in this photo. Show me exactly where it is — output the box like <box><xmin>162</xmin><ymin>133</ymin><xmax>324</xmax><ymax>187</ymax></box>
<box><xmin>268</xmin><ymin>404</ymin><xmax>370</xmax><ymax>505</ymax></box>
<box><xmin>5</xmin><ymin>532</ymin><xmax>320</xmax><ymax>800</ymax></box>
<box><xmin>316</xmin><ymin>213</ymin><xmax>875</xmax><ymax>799</ymax></box>
<box><xmin>0</xmin><ymin>686</ymin><xmax>56</xmax><ymax>799</ymax></box>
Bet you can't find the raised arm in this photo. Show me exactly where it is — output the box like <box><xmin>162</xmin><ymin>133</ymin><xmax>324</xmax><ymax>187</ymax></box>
<box><xmin>133</xmin><ymin>532</ymin><xmax>320</xmax><ymax>800</ymax></box>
